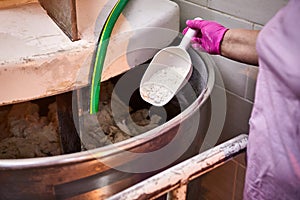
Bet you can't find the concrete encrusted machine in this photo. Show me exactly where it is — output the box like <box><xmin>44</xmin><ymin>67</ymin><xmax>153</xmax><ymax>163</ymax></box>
<box><xmin>0</xmin><ymin>1</ymin><xmax>246</xmax><ymax>199</ymax></box>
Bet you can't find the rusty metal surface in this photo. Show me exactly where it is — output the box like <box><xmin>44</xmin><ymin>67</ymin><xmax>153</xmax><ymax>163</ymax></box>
<box><xmin>39</xmin><ymin>0</ymin><xmax>79</xmax><ymax>41</ymax></box>
<box><xmin>56</xmin><ymin>91</ymin><xmax>81</xmax><ymax>154</ymax></box>
<box><xmin>168</xmin><ymin>184</ymin><xmax>188</xmax><ymax>200</ymax></box>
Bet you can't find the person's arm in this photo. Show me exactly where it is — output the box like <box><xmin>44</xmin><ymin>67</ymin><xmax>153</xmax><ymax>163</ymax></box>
<box><xmin>183</xmin><ymin>19</ymin><xmax>259</xmax><ymax>65</ymax></box>
<box><xmin>221</xmin><ymin>29</ymin><xmax>259</xmax><ymax>65</ymax></box>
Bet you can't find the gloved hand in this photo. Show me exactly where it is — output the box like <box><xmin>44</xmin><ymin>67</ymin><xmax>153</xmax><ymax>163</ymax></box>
<box><xmin>183</xmin><ymin>19</ymin><xmax>228</xmax><ymax>55</ymax></box>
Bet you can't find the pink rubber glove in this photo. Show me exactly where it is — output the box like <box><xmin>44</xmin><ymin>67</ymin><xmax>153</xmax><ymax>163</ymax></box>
<box><xmin>183</xmin><ymin>19</ymin><xmax>228</xmax><ymax>55</ymax></box>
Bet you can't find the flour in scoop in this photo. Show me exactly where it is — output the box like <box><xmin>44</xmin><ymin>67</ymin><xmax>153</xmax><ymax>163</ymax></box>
<box><xmin>140</xmin><ymin>67</ymin><xmax>186</xmax><ymax>105</ymax></box>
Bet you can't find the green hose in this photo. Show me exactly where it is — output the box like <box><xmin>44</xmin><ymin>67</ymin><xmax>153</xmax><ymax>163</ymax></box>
<box><xmin>90</xmin><ymin>0</ymin><xmax>129</xmax><ymax>114</ymax></box>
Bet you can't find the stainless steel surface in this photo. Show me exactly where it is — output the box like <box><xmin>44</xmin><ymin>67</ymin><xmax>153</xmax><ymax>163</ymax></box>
<box><xmin>0</xmin><ymin>49</ymin><xmax>215</xmax><ymax>200</ymax></box>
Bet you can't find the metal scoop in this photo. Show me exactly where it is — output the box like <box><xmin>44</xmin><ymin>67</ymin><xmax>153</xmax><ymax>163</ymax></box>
<box><xmin>140</xmin><ymin>19</ymin><xmax>199</xmax><ymax>106</ymax></box>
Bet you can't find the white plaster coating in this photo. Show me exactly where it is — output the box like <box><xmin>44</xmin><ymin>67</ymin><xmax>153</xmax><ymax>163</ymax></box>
<box><xmin>0</xmin><ymin>3</ymin><xmax>88</xmax><ymax>65</ymax></box>
<box><xmin>0</xmin><ymin>0</ymin><xmax>179</xmax><ymax>105</ymax></box>
<box><xmin>0</xmin><ymin>0</ymin><xmax>37</xmax><ymax>9</ymax></box>
<box><xmin>0</xmin><ymin>3</ymin><xmax>92</xmax><ymax>105</ymax></box>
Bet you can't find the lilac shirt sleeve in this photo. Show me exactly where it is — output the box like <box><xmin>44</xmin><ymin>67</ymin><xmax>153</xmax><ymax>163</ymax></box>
<box><xmin>244</xmin><ymin>0</ymin><xmax>300</xmax><ymax>199</ymax></box>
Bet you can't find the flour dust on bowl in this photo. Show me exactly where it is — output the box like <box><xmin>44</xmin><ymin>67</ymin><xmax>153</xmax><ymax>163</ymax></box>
<box><xmin>0</xmin><ymin>49</ymin><xmax>215</xmax><ymax>199</ymax></box>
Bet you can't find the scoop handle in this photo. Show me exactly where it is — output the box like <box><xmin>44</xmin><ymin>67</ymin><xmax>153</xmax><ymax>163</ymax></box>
<box><xmin>179</xmin><ymin>17</ymin><xmax>202</xmax><ymax>50</ymax></box>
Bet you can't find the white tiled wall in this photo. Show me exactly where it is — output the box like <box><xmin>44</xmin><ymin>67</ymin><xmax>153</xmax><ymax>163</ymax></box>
<box><xmin>207</xmin><ymin>0</ymin><xmax>288</xmax><ymax>25</ymax></box>
<box><xmin>173</xmin><ymin>0</ymin><xmax>287</xmax><ymax>99</ymax></box>
<box><xmin>171</xmin><ymin>0</ymin><xmax>288</xmax><ymax>141</ymax></box>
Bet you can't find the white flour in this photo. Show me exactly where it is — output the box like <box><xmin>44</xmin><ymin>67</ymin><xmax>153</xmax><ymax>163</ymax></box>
<box><xmin>140</xmin><ymin>67</ymin><xmax>186</xmax><ymax>105</ymax></box>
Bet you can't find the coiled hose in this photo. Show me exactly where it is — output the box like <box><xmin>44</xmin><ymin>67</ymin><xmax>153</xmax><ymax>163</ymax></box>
<box><xmin>90</xmin><ymin>0</ymin><xmax>129</xmax><ymax>114</ymax></box>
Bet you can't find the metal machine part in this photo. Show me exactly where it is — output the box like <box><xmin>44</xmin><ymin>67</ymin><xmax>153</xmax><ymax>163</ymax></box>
<box><xmin>0</xmin><ymin>49</ymin><xmax>215</xmax><ymax>199</ymax></box>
